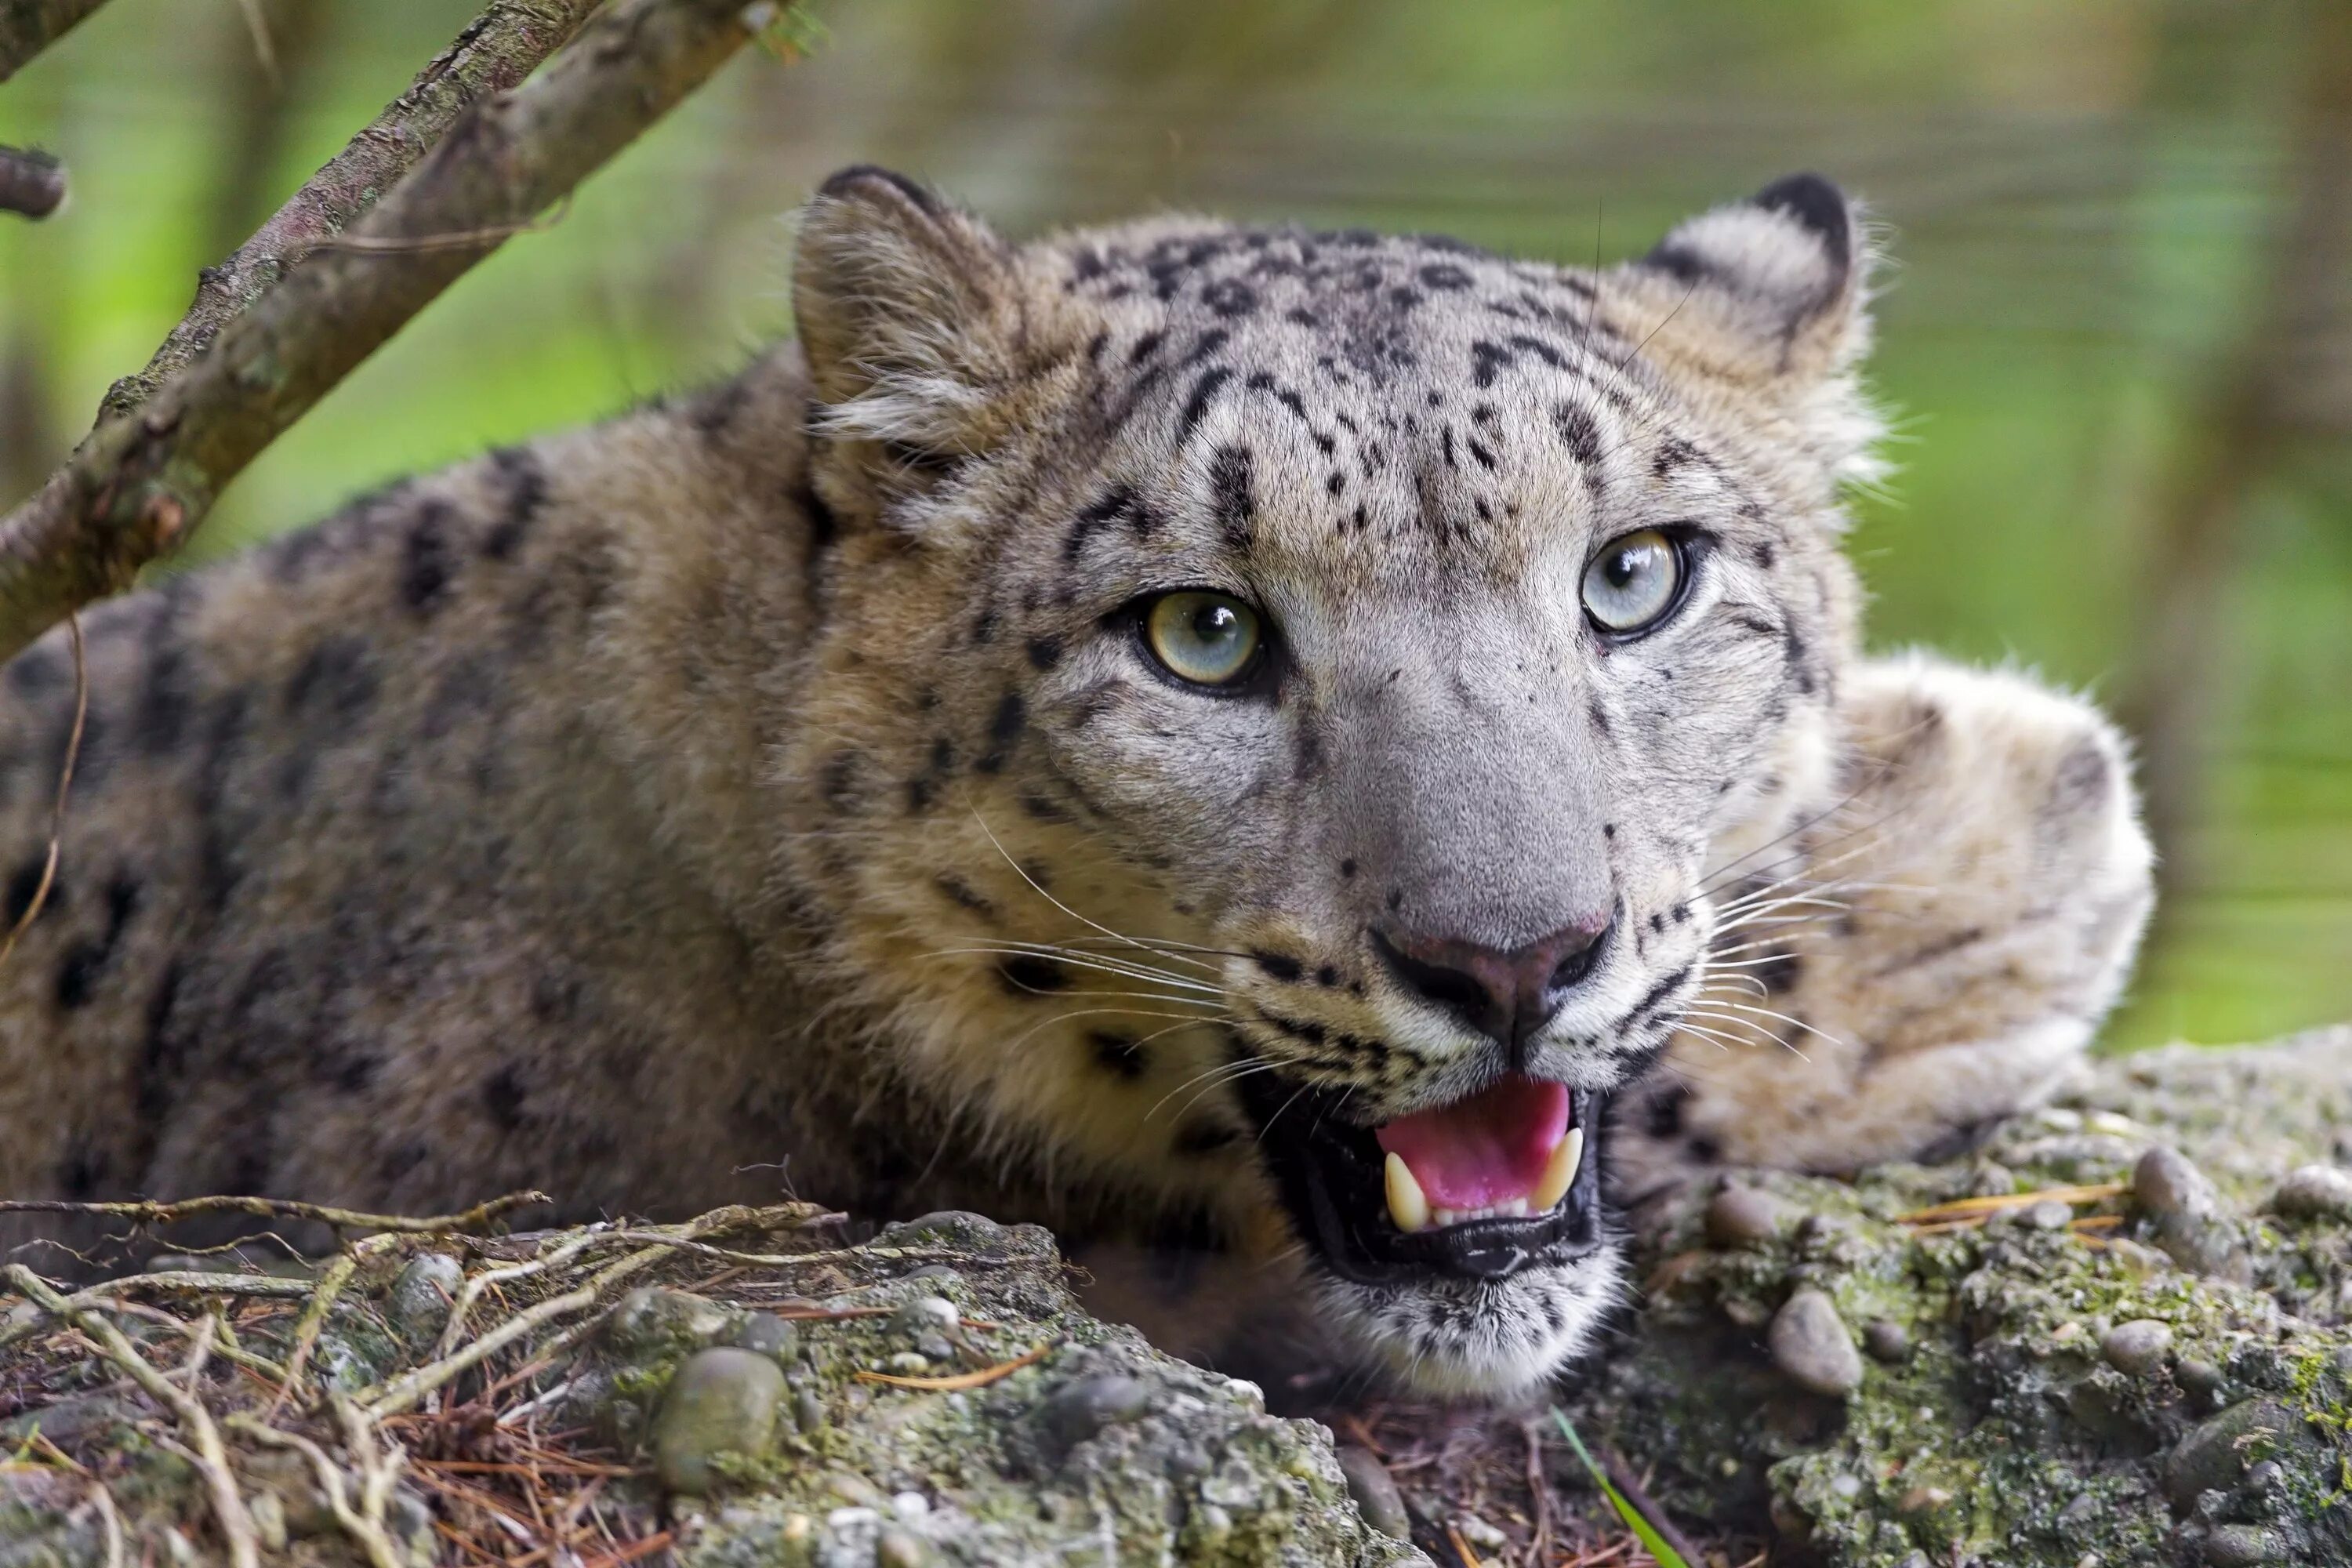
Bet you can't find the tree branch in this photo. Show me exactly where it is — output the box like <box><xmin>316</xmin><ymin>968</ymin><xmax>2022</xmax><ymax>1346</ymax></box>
<box><xmin>0</xmin><ymin>144</ymin><xmax>64</xmax><ymax>218</ymax></box>
<box><xmin>99</xmin><ymin>0</ymin><xmax>603</xmax><ymax>423</ymax></box>
<box><xmin>0</xmin><ymin>0</ymin><xmax>773</xmax><ymax>665</ymax></box>
<box><xmin>0</xmin><ymin>0</ymin><xmax>112</xmax><ymax>82</ymax></box>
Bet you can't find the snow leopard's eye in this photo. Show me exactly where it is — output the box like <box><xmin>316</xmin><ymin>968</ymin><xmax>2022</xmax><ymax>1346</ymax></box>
<box><xmin>1142</xmin><ymin>591</ymin><xmax>1265</xmax><ymax>688</ymax></box>
<box><xmin>1581</xmin><ymin>528</ymin><xmax>1683</xmax><ymax>634</ymax></box>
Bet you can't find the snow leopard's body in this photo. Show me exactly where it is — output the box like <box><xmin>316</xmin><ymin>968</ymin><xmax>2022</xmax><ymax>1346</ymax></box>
<box><xmin>0</xmin><ymin>171</ymin><xmax>2151</xmax><ymax>1396</ymax></box>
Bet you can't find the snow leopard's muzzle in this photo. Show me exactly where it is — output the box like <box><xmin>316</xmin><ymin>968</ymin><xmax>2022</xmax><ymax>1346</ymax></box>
<box><xmin>1229</xmin><ymin>1052</ymin><xmax>1630</xmax><ymax>1397</ymax></box>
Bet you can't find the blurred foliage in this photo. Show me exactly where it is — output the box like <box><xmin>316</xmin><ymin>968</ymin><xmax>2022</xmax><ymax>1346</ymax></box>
<box><xmin>1</xmin><ymin>0</ymin><xmax>2346</xmax><ymax>1049</ymax></box>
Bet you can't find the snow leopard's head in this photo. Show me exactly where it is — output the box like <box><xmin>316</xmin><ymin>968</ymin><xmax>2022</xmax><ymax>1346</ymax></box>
<box><xmin>785</xmin><ymin>167</ymin><xmax>1878</xmax><ymax>1395</ymax></box>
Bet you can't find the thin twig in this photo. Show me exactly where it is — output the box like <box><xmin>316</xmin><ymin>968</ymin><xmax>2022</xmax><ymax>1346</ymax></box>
<box><xmin>0</xmin><ymin>0</ymin><xmax>114</xmax><ymax>82</ymax></box>
<box><xmin>0</xmin><ymin>144</ymin><xmax>64</xmax><ymax>219</ymax></box>
<box><xmin>855</xmin><ymin>1343</ymin><xmax>1054</xmax><ymax>1391</ymax></box>
<box><xmin>266</xmin><ymin>1249</ymin><xmax>358</xmax><ymax>1417</ymax></box>
<box><xmin>228</xmin><ymin>1406</ymin><xmax>405</xmax><ymax>1568</ymax></box>
<box><xmin>360</xmin><ymin>1245</ymin><xmax>673</xmax><ymax>1420</ymax></box>
<box><xmin>0</xmin><ymin>0</ymin><xmax>772</xmax><ymax>662</ymax></box>
<box><xmin>96</xmin><ymin>0</ymin><xmax>602</xmax><ymax>423</ymax></box>
<box><xmin>0</xmin><ymin>1187</ymin><xmax>550</xmax><ymax>1233</ymax></box>
<box><xmin>4</xmin><ymin>1265</ymin><xmax>260</xmax><ymax>1568</ymax></box>
<box><xmin>0</xmin><ymin>608</ymin><xmax>80</xmax><ymax>971</ymax></box>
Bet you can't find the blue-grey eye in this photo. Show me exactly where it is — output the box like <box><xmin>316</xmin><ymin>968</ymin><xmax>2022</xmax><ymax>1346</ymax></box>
<box><xmin>1582</xmin><ymin>529</ymin><xmax>1682</xmax><ymax>633</ymax></box>
<box><xmin>1144</xmin><ymin>591</ymin><xmax>1264</xmax><ymax>687</ymax></box>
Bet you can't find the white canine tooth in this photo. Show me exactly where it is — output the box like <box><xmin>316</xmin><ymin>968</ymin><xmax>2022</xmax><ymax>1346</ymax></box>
<box><xmin>1529</xmin><ymin>1126</ymin><xmax>1586</xmax><ymax>1214</ymax></box>
<box><xmin>1384</xmin><ymin>1152</ymin><xmax>1430</xmax><ymax>1234</ymax></box>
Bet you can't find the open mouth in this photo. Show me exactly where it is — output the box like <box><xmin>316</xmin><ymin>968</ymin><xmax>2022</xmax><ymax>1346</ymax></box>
<box><xmin>1232</xmin><ymin>1064</ymin><xmax>1609</xmax><ymax>1285</ymax></box>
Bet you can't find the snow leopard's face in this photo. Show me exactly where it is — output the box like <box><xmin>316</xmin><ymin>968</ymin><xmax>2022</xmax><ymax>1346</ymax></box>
<box><xmin>788</xmin><ymin>167</ymin><xmax>1875</xmax><ymax>1395</ymax></box>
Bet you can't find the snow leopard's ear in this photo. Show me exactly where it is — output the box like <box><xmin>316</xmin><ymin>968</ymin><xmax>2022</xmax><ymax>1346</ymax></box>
<box><xmin>792</xmin><ymin>165</ymin><xmax>1025</xmax><ymax>462</ymax></box>
<box><xmin>1615</xmin><ymin>174</ymin><xmax>1879</xmax><ymax>485</ymax></box>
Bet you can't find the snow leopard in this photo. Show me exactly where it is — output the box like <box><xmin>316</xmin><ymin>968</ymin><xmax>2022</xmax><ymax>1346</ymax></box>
<box><xmin>0</xmin><ymin>168</ymin><xmax>2151</xmax><ymax>1396</ymax></box>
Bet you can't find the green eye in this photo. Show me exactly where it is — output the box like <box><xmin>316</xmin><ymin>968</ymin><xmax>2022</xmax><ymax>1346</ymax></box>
<box><xmin>1581</xmin><ymin>528</ymin><xmax>1683</xmax><ymax>633</ymax></box>
<box><xmin>1143</xmin><ymin>591</ymin><xmax>1265</xmax><ymax>688</ymax></box>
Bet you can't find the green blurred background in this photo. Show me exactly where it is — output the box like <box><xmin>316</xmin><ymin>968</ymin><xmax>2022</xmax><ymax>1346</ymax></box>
<box><xmin>2</xmin><ymin>0</ymin><xmax>2346</xmax><ymax>1050</ymax></box>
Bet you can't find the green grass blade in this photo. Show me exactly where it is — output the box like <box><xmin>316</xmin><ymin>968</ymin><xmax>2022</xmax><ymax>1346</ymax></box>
<box><xmin>1550</xmin><ymin>1408</ymin><xmax>1693</xmax><ymax>1568</ymax></box>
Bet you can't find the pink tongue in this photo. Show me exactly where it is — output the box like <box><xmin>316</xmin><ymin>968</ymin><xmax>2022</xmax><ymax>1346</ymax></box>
<box><xmin>1375</xmin><ymin>1075</ymin><xmax>1572</xmax><ymax>1210</ymax></box>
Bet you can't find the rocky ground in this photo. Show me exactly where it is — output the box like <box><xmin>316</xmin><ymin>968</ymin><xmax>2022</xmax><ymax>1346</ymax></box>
<box><xmin>2</xmin><ymin>1026</ymin><xmax>2349</xmax><ymax>1567</ymax></box>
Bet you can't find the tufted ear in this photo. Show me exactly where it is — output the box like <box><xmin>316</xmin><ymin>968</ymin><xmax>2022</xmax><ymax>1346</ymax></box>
<box><xmin>791</xmin><ymin>165</ymin><xmax>1024</xmax><ymax>462</ymax></box>
<box><xmin>1614</xmin><ymin>174</ymin><xmax>1880</xmax><ymax>485</ymax></box>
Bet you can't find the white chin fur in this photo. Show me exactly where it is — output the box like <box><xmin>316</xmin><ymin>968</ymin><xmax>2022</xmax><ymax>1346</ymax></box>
<box><xmin>1316</xmin><ymin>1245</ymin><xmax>1627</xmax><ymax>1400</ymax></box>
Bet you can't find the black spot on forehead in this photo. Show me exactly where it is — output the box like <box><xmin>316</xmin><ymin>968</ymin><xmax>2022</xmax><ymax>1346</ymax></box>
<box><xmin>1553</xmin><ymin>404</ymin><xmax>1604</xmax><ymax>466</ymax></box>
<box><xmin>1209</xmin><ymin>445</ymin><xmax>1254</xmax><ymax>550</ymax></box>
<box><xmin>1178</xmin><ymin>366</ymin><xmax>1234</xmax><ymax>441</ymax></box>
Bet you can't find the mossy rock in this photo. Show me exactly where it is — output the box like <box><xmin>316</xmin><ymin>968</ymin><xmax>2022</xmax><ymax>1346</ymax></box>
<box><xmin>2</xmin><ymin>1027</ymin><xmax>2350</xmax><ymax>1566</ymax></box>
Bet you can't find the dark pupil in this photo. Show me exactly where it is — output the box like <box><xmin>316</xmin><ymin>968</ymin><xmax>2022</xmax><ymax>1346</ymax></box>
<box><xmin>1605</xmin><ymin>545</ymin><xmax>1648</xmax><ymax>590</ymax></box>
<box><xmin>1192</xmin><ymin>603</ymin><xmax>1238</xmax><ymax>644</ymax></box>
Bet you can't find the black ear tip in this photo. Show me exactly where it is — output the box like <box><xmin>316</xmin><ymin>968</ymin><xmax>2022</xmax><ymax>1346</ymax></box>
<box><xmin>1751</xmin><ymin>172</ymin><xmax>1851</xmax><ymax>256</ymax></box>
<box><xmin>815</xmin><ymin>163</ymin><xmax>943</xmax><ymax>219</ymax></box>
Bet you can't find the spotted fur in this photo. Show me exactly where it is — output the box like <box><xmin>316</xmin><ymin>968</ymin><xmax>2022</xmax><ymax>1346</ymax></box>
<box><xmin>0</xmin><ymin>170</ymin><xmax>2151</xmax><ymax>1396</ymax></box>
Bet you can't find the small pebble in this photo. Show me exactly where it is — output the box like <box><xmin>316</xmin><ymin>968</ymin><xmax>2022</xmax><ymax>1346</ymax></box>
<box><xmin>1896</xmin><ymin>1485</ymin><xmax>1951</xmax><ymax>1515</ymax></box>
<box><xmin>885</xmin><ymin>1352</ymin><xmax>931</xmax><ymax>1374</ymax></box>
<box><xmin>891</xmin><ymin>1491</ymin><xmax>930</xmax><ymax>1519</ymax></box>
<box><xmin>2243</xmin><ymin>1460</ymin><xmax>2281</xmax><ymax>1497</ymax></box>
<box><xmin>914</xmin><ymin>1332</ymin><xmax>956</xmax><ymax>1363</ymax></box>
<box><xmin>2100</xmin><ymin>1319</ymin><xmax>2173</xmax><ymax>1375</ymax></box>
<box><xmin>731</xmin><ymin>1312</ymin><xmax>799</xmax><ymax>1362</ymax></box>
<box><xmin>387</xmin><ymin>1254</ymin><xmax>464</xmax><ymax>1340</ymax></box>
<box><xmin>875</xmin><ymin>1526</ymin><xmax>930</xmax><ymax>1567</ymax></box>
<box><xmin>894</xmin><ymin>1296</ymin><xmax>960</xmax><ymax>1333</ymax></box>
<box><xmin>2024</xmin><ymin>1198</ymin><xmax>2074</xmax><ymax>1231</ymax></box>
<box><xmin>1705</xmin><ymin>1187</ymin><xmax>1783</xmax><ymax>1248</ymax></box>
<box><xmin>652</xmin><ymin>1348</ymin><xmax>786</xmax><ymax>1495</ymax></box>
<box><xmin>1456</xmin><ymin>1516</ymin><xmax>1506</xmax><ymax>1548</ymax></box>
<box><xmin>1040</xmin><ymin>1374</ymin><xmax>1153</xmax><ymax>1455</ymax></box>
<box><xmin>2273</xmin><ymin>1163</ymin><xmax>2352</xmax><ymax>1221</ymax></box>
<box><xmin>1768</xmin><ymin>1287</ymin><xmax>1864</xmax><ymax>1398</ymax></box>
<box><xmin>2176</xmin><ymin>1359</ymin><xmax>2225</xmax><ymax>1396</ymax></box>
<box><xmin>1862</xmin><ymin>1319</ymin><xmax>1912</xmax><ymax>1363</ymax></box>
<box><xmin>1336</xmin><ymin>1445</ymin><xmax>1411</xmax><ymax>1541</ymax></box>
<box><xmin>2204</xmin><ymin>1524</ymin><xmax>2274</xmax><ymax>1566</ymax></box>
<box><xmin>794</xmin><ymin>1388</ymin><xmax>826</xmax><ymax>1434</ymax></box>
<box><xmin>2132</xmin><ymin>1146</ymin><xmax>2211</xmax><ymax>1221</ymax></box>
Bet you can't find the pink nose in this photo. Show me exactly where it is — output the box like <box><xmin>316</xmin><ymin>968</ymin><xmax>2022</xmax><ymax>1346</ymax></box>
<box><xmin>1373</xmin><ymin>917</ymin><xmax>1613</xmax><ymax>1047</ymax></box>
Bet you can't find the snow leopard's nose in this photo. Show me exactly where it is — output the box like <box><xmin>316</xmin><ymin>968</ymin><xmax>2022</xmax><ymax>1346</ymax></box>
<box><xmin>1371</xmin><ymin>916</ymin><xmax>1613</xmax><ymax>1051</ymax></box>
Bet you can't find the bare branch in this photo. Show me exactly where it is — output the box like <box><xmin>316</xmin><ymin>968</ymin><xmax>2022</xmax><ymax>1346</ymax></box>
<box><xmin>0</xmin><ymin>144</ymin><xmax>64</xmax><ymax>218</ymax></box>
<box><xmin>0</xmin><ymin>1187</ymin><xmax>551</xmax><ymax>1234</ymax></box>
<box><xmin>0</xmin><ymin>0</ymin><xmax>112</xmax><ymax>82</ymax></box>
<box><xmin>100</xmin><ymin>0</ymin><xmax>604</xmax><ymax>423</ymax></box>
<box><xmin>0</xmin><ymin>0</ymin><xmax>772</xmax><ymax>665</ymax></box>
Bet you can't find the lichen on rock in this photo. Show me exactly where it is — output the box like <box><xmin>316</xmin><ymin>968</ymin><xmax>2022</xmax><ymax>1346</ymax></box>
<box><xmin>4</xmin><ymin>1028</ymin><xmax>2352</xmax><ymax>1566</ymax></box>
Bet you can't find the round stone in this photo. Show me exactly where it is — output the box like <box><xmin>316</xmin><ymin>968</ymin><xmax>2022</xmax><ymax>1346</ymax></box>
<box><xmin>793</xmin><ymin>1387</ymin><xmax>826</xmax><ymax>1435</ymax></box>
<box><xmin>1862</xmin><ymin>1319</ymin><xmax>1913</xmax><ymax>1363</ymax></box>
<box><xmin>2024</xmin><ymin>1199</ymin><xmax>2074</xmax><ymax>1231</ymax></box>
<box><xmin>2176</xmin><ymin>1358</ymin><xmax>2226</xmax><ymax>1396</ymax></box>
<box><xmin>1768</xmin><ymin>1287</ymin><xmax>1864</xmax><ymax>1398</ymax></box>
<box><xmin>876</xmin><ymin>1526</ymin><xmax>930</xmax><ymax>1567</ymax></box>
<box><xmin>652</xmin><ymin>1348</ymin><xmax>786</xmax><ymax>1495</ymax></box>
<box><xmin>386</xmin><ymin>1254</ymin><xmax>463</xmax><ymax>1341</ymax></box>
<box><xmin>1705</xmin><ymin>1187</ymin><xmax>1784</xmax><ymax>1249</ymax></box>
<box><xmin>2132</xmin><ymin>1146</ymin><xmax>2210</xmax><ymax>1221</ymax></box>
<box><xmin>894</xmin><ymin>1296</ymin><xmax>960</xmax><ymax>1334</ymax></box>
<box><xmin>731</xmin><ymin>1312</ymin><xmax>800</xmax><ymax>1362</ymax></box>
<box><xmin>2273</xmin><ymin>1164</ymin><xmax>2352</xmax><ymax>1221</ymax></box>
<box><xmin>2100</xmin><ymin>1319</ymin><xmax>2173</xmax><ymax>1375</ymax></box>
<box><xmin>1335</xmin><ymin>1445</ymin><xmax>1410</xmax><ymax>1541</ymax></box>
<box><xmin>2204</xmin><ymin>1524</ymin><xmax>2274</xmax><ymax>1566</ymax></box>
<box><xmin>1040</xmin><ymin>1374</ymin><xmax>1152</xmax><ymax>1457</ymax></box>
